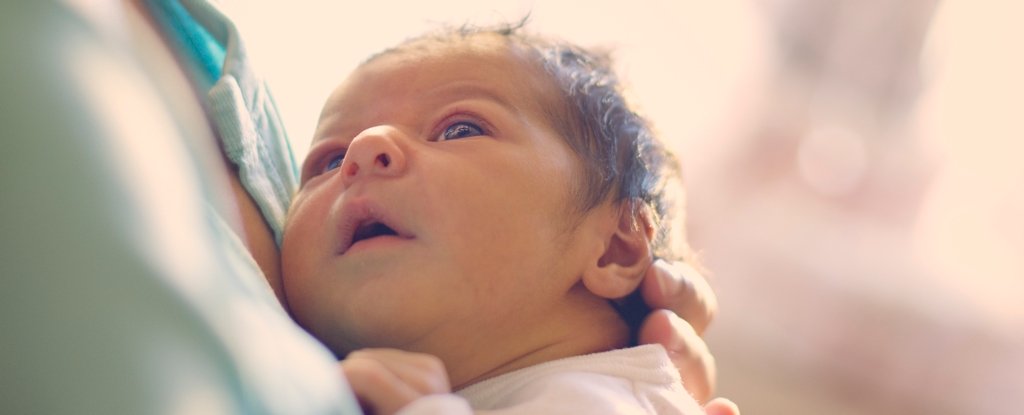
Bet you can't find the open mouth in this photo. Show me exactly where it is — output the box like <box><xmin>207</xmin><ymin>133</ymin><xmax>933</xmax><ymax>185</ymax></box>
<box><xmin>336</xmin><ymin>200</ymin><xmax>412</xmax><ymax>255</ymax></box>
<box><xmin>352</xmin><ymin>221</ymin><xmax>399</xmax><ymax>244</ymax></box>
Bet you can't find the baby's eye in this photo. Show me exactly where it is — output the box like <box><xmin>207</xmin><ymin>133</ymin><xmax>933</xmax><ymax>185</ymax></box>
<box><xmin>323</xmin><ymin>153</ymin><xmax>345</xmax><ymax>173</ymax></box>
<box><xmin>439</xmin><ymin>121</ymin><xmax>485</xmax><ymax>141</ymax></box>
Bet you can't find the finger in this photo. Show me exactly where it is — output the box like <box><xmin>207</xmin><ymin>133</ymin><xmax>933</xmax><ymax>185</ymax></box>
<box><xmin>640</xmin><ymin>260</ymin><xmax>718</xmax><ymax>334</ymax></box>
<box><xmin>341</xmin><ymin>357</ymin><xmax>422</xmax><ymax>415</ymax></box>
<box><xmin>638</xmin><ymin>309</ymin><xmax>715</xmax><ymax>402</ymax></box>
<box><xmin>348</xmin><ymin>349</ymin><xmax>451</xmax><ymax>395</ymax></box>
<box><xmin>704</xmin><ymin>398</ymin><xmax>740</xmax><ymax>415</ymax></box>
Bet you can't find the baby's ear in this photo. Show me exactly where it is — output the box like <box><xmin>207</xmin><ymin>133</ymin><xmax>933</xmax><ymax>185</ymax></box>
<box><xmin>582</xmin><ymin>201</ymin><xmax>654</xmax><ymax>300</ymax></box>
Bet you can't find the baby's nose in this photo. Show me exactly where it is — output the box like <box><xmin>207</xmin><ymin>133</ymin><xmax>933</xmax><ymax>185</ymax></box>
<box><xmin>339</xmin><ymin>126</ymin><xmax>408</xmax><ymax>187</ymax></box>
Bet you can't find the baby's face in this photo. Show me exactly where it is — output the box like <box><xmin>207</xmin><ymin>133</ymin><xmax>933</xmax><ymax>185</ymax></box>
<box><xmin>281</xmin><ymin>38</ymin><xmax>598</xmax><ymax>357</ymax></box>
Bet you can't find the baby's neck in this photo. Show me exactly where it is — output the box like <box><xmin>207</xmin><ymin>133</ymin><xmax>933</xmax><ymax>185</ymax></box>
<box><xmin>431</xmin><ymin>285</ymin><xmax>631</xmax><ymax>390</ymax></box>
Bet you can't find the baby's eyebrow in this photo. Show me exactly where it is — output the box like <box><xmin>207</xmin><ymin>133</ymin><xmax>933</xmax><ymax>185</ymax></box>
<box><xmin>429</xmin><ymin>83</ymin><xmax>521</xmax><ymax>115</ymax></box>
<box><xmin>311</xmin><ymin>109</ymin><xmax>351</xmax><ymax>145</ymax></box>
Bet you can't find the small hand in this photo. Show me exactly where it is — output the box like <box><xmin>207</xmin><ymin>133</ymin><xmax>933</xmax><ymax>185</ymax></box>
<box><xmin>637</xmin><ymin>260</ymin><xmax>721</xmax><ymax>403</ymax></box>
<box><xmin>340</xmin><ymin>348</ymin><xmax>450</xmax><ymax>415</ymax></box>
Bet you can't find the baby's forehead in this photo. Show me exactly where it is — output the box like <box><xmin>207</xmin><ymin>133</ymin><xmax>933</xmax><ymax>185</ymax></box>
<box><xmin>316</xmin><ymin>37</ymin><xmax>565</xmax><ymax>138</ymax></box>
<box><xmin>372</xmin><ymin>33</ymin><xmax>519</xmax><ymax>64</ymax></box>
<box><xmin>357</xmin><ymin>36</ymin><xmax>535</xmax><ymax>84</ymax></box>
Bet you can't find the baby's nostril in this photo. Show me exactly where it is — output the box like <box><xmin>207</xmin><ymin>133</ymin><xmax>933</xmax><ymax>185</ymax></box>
<box><xmin>377</xmin><ymin>153</ymin><xmax>391</xmax><ymax>168</ymax></box>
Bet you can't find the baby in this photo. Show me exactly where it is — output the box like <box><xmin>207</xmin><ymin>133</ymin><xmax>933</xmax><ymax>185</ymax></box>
<box><xmin>282</xmin><ymin>24</ymin><xmax>705</xmax><ymax>414</ymax></box>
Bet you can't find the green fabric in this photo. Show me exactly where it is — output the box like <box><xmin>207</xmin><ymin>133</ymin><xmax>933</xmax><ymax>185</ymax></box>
<box><xmin>143</xmin><ymin>0</ymin><xmax>225</xmax><ymax>89</ymax></box>
<box><xmin>144</xmin><ymin>0</ymin><xmax>299</xmax><ymax>245</ymax></box>
<box><xmin>0</xmin><ymin>2</ymin><xmax>358</xmax><ymax>413</ymax></box>
<box><xmin>164</xmin><ymin>0</ymin><xmax>300</xmax><ymax>245</ymax></box>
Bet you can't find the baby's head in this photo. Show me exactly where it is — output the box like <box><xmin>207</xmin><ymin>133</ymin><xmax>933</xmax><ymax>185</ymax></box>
<box><xmin>282</xmin><ymin>24</ymin><xmax>688</xmax><ymax>386</ymax></box>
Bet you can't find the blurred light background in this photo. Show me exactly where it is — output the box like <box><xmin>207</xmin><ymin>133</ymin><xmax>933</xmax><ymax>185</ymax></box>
<box><xmin>231</xmin><ymin>1</ymin><xmax>1024</xmax><ymax>413</ymax></box>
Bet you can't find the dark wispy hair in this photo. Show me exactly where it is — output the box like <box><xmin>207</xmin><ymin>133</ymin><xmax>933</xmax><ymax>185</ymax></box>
<box><xmin>367</xmin><ymin>18</ymin><xmax>691</xmax><ymax>262</ymax></box>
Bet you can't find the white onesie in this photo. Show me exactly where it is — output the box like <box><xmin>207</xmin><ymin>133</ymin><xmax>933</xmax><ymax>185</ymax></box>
<box><xmin>397</xmin><ymin>344</ymin><xmax>704</xmax><ymax>414</ymax></box>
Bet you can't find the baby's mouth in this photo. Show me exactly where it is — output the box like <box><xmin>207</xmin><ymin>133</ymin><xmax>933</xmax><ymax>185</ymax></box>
<box><xmin>335</xmin><ymin>200</ymin><xmax>413</xmax><ymax>255</ymax></box>
<box><xmin>351</xmin><ymin>221</ymin><xmax>399</xmax><ymax>245</ymax></box>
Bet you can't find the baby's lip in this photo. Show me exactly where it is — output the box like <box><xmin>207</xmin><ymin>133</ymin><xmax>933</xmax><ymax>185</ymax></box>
<box><xmin>335</xmin><ymin>199</ymin><xmax>413</xmax><ymax>255</ymax></box>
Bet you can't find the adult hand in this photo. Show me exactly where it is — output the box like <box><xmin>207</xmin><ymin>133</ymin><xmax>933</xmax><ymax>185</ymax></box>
<box><xmin>340</xmin><ymin>349</ymin><xmax>450</xmax><ymax>415</ymax></box>
<box><xmin>638</xmin><ymin>260</ymin><xmax>721</xmax><ymax>403</ymax></box>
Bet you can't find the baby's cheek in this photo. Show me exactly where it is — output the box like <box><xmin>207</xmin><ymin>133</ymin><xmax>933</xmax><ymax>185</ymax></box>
<box><xmin>280</xmin><ymin>202</ymin><xmax>320</xmax><ymax>283</ymax></box>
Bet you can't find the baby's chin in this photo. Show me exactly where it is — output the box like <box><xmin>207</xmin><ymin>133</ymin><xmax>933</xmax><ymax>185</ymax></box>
<box><xmin>326</xmin><ymin>309</ymin><xmax>451</xmax><ymax>355</ymax></box>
